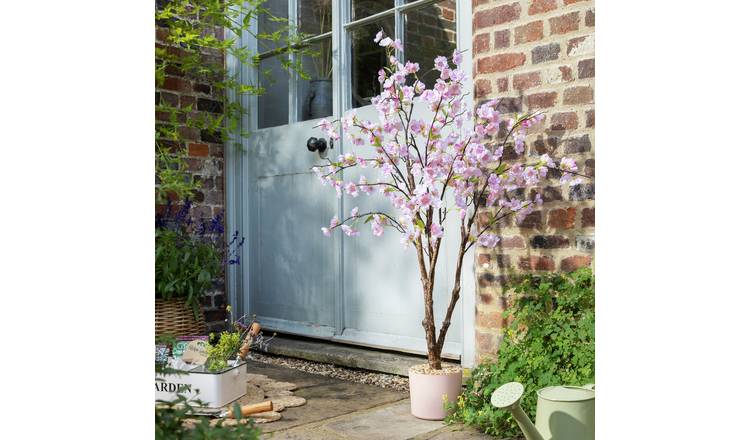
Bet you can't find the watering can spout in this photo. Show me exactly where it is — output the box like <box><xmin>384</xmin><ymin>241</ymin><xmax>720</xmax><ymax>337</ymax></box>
<box><xmin>491</xmin><ymin>382</ymin><xmax>546</xmax><ymax>440</ymax></box>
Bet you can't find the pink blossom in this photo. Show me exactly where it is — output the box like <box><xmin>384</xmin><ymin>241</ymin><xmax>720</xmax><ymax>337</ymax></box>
<box><xmin>430</xmin><ymin>223</ymin><xmax>443</xmax><ymax>241</ymax></box>
<box><xmin>374</xmin><ymin>30</ymin><xmax>384</xmax><ymax>43</ymax></box>
<box><xmin>452</xmin><ymin>49</ymin><xmax>463</xmax><ymax>66</ymax></box>
<box><xmin>350</xmin><ymin>206</ymin><xmax>359</xmax><ymax>217</ymax></box>
<box><xmin>341</xmin><ymin>224</ymin><xmax>360</xmax><ymax>237</ymax></box>
<box><xmin>434</xmin><ymin>56</ymin><xmax>448</xmax><ymax>70</ymax></box>
<box><xmin>321</xmin><ymin>227</ymin><xmax>331</xmax><ymax>236</ymax></box>
<box><xmin>345</xmin><ymin>182</ymin><xmax>359</xmax><ymax>197</ymax></box>
<box><xmin>329</xmin><ymin>216</ymin><xmax>340</xmax><ymax>229</ymax></box>
<box><xmin>477</xmin><ymin>234</ymin><xmax>500</xmax><ymax>248</ymax></box>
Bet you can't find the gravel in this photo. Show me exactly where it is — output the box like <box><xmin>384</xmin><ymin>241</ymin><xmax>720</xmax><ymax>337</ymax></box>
<box><xmin>246</xmin><ymin>351</ymin><xmax>410</xmax><ymax>392</ymax></box>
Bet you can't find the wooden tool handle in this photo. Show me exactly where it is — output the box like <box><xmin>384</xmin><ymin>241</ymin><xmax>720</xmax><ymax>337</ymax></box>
<box><xmin>228</xmin><ymin>400</ymin><xmax>273</xmax><ymax>418</ymax></box>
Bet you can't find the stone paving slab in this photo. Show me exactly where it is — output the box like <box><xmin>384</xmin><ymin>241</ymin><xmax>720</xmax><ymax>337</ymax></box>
<box><xmin>324</xmin><ymin>399</ymin><xmax>443</xmax><ymax>440</ymax></box>
<box><xmin>246</xmin><ymin>360</ymin><xmax>407</xmax><ymax>434</ymax></box>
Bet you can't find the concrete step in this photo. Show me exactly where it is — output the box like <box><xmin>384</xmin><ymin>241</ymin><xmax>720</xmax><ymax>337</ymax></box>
<box><xmin>263</xmin><ymin>334</ymin><xmax>460</xmax><ymax>377</ymax></box>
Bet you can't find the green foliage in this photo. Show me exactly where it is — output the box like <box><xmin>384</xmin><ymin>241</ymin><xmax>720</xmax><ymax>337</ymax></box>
<box><xmin>156</xmin><ymin>228</ymin><xmax>221</xmax><ymax>316</ymax></box>
<box><xmin>446</xmin><ymin>268</ymin><xmax>594</xmax><ymax>438</ymax></box>
<box><xmin>205</xmin><ymin>331</ymin><xmax>242</xmax><ymax>372</ymax></box>
<box><xmin>156</xmin><ymin>394</ymin><xmax>260</xmax><ymax>439</ymax></box>
<box><xmin>155</xmin><ymin>0</ymin><xmax>313</xmax><ymax>202</ymax></box>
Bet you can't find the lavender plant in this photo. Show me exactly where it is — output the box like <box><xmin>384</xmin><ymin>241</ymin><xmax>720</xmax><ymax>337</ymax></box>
<box><xmin>156</xmin><ymin>199</ymin><xmax>245</xmax><ymax>317</ymax></box>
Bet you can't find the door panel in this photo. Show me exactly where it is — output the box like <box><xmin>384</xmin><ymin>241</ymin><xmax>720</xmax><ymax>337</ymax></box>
<box><xmin>248</xmin><ymin>120</ymin><xmax>338</xmax><ymax>337</ymax></box>
<box><xmin>339</xmin><ymin>103</ymin><xmax>463</xmax><ymax>358</ymax></box>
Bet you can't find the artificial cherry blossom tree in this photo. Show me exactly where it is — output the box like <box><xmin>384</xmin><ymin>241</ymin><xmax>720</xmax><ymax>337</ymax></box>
<box><xmin>313</xmin><ymin>32</ymin><xmax>582</xmax><ymax>370</ymax></box>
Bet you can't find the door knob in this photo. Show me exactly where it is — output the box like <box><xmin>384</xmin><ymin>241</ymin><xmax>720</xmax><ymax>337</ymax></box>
<box><xmin>306</xmin><ymin>137</ymin><xmax>328</xmax><ymax>153</ymax></box>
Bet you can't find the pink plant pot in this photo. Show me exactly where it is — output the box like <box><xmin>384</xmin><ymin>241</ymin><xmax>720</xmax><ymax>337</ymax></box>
<box><xmin>408</xmin><ymin>364</ymin><xmax>463</xmax><ymax>420</ymax></box>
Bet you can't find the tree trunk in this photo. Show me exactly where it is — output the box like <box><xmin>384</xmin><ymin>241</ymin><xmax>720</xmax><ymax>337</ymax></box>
<box><xmin>415</xmin><ymin>236</ymin><xmax>442</xmax><ymax>370</ymax></box>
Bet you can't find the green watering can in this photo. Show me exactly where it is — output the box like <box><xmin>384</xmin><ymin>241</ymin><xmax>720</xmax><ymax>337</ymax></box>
<box><xmin>491</xmin><ymin>382</ymin><xmax>595</xmax><ymax>440</ymax></box>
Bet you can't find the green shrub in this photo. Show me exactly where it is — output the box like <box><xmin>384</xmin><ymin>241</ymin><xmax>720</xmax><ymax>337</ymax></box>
<box><xmin>446</xmin><ymin>268</ymin><xmax>594</xmax><ymax>437</ymax></box>
<box><xmin>155</xmin><ymin>227</ymin><xmax>221</xmax><ymax>316</ymax></box>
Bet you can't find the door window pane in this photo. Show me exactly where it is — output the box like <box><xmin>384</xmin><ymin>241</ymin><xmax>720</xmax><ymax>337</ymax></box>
<box><xmin>404</xmin><ymin>0</ymin><xmax>457</xmax><ymax>89</ymax></box>
<box><xmin>350</xmin><ymin>17</ymin><xmax>394</xmax><ymax>108</ymax></box>
<box><xmin>297</xmin><ymin>37</ymin><xmax>333</xmax><ymax>121</ymax></box>
<box><xmin>299</xmin><ymin>0</ymin><xmax>332</xmax><ymax>36</ymax></box>
<box><xmin>351</xmin><ymin>0</ymin><xmax>393</xmax><ymax>21</ymax></box>
<box><xmin>259</xmin><ymin>56</ymin><xmax>290</xmax><ymax>129</ymax></box>
<box><xmin>258</xmin><ymin>0</ymin><xmax>289</xmax><ymax>53</ymax></box>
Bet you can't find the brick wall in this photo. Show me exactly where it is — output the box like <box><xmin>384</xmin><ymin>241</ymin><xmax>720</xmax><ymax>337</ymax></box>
<box><xmin>155</xmin><ymin>24</ymin><xmax>228</xmax><ymax>331</ymax></box>
<box><xmin>471</xmin><ymin>0</ymin><xmax>595</xmax><ymax>363</ymax></box>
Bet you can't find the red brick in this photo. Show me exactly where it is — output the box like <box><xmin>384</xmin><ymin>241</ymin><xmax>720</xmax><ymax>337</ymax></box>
<box><xmin>497</xmin><ymin>254</ymin><xmax>512</xmax><ymax>268</ymax></box>
<box><xmin>550</xmin><ymin>112</ymin><xmax>578</xmax><ymax>130</ymax></box>
<box><xmin>561</xmin><ymin>255</ymin><xmax>592</xmax><ymax>272</ymax></box>
<box><xmin>585</xmin><ymin>159</ymin><xmax>595</xmax><ymax>177</ymax></box>
<box><xmin>500</xmin><ymin>235</ymin><xmax>526</xmax><ymax>249</ymax></box>
<box><xmin>529</xmin><ymin>0</ymin><xmax>557</xmax><ymax>15</ymax></box>
<box><xmin>180</xmin><ymin>95</ymin><xmax>196</xmax><ymax>109</ymax></box>
<box><xmin>473</xmin><ymin>0</ymin><xmax>490</xmax><ymax>6</ymax></box>
<box><xmin>564</xmin><ymin>0</ymin><xmax>587</xmax><ymax>3</ymax></box>
<box><xmin>474</xmin><ymin>79</ymin><xmax>492</xmax><ymax>98</ymax></box>
<box><xmin>476</xmin><ymin>331</ymin><xmax>500</xmax><ymax>355</ymax></box>
<box><xmin>518</xmin><ymin>256</ymin><xmax>555</xmax><ymax>271</ymax></box>
<box><xmin>527</xmin><ymin>92</ymin><xmax>557</xmax><ymax>109</ymax></box>
<box><xmin>477</xmin><ymin>311</ymin><xmax>504</xmax><ymax>328</ymax></box>
<box><xmin>513</xmin><ymin>71</ymin><xmax>542</xmax><ymax>91</ymax></box>
<box><xmin>548</xmin><ymin>208</ymin><xmax>576</xmax><ymax>229</ymax></box>
<box><xmin>514</xmin><ymin>21</ymin><xmax>544</xmax><ymax>44</ymax></box>
<box><xmin>178</xmin><ymin>126</ymin><xmax>200</xmax><ymax>141</ymax></box>
<box><xmin>441</xmin><ymin>7</ymin><xmax>455</xmax><ymax>21</ymax></box>
<box><xmin>586</xmin><ymin>110</ymin><xmax>595</xmax><ymax>127</ymax></box>
<box><xmin>582</xmin><ymin>207</ymin><xmax>594</xmax><ymax>227</ymax></box>
<box><xmin>578</xmin><ymin>58</ymin><xmax>595</xmax><ymax>78</ymax></box>
<box><xmin>585</xmin><ymin>9</ymin><xmax>595</xmax><ymax>26</ymax></box>
<box><xmin>559</xmin><ymin>66</ymin><xmax>573</xmax><ymax>81</ymax></box>
<box><xmin>478</xmin><ymin>253</ymin><xmax>492</xmax><ymax>266</ymax></box>
<box><xmin>188</xmin><ymin>143</ymin><xmax>209</xmax><ymax>157</ymax></box>
<box><xmin>473</xmin><ymin>3</ymin><xmax>521</xmax><ymax>29</ymax></box>
<box><xmin>161</xmin><ymin>76</ymin><xmax>192</xmax><ymax>93</ymax></box>
<box><xmin>496</xmin><ymin>77</ymin><xmax>509</xmax><ymax>92</ymax></box>
<box><xmin>567</xmin><ymin>36</ymin><xmax>593</xmax><ymax>56</ymax></box>
<box><xmin>474</xmin><ymin>33</ymin><xmax>490</xmax><ymax>54</ymax></box>
<box><xmin>563</xmin><ymin>86</ymin><xmax>593</xmax><ymax>105</ymax></box>
<box><xmin>479</xmin><ymin>293</ymin><xmax>497</xmax><ymax>306</ymax></box>
<box><xmin>550</xmin><ymin>12</ymin><xmax>580</xmax><ymax>35</ymax></box>
<box><xmin>494</xmin><ymin>29</ymin><xmax>511</xmax><ymax>49</ymax></box>
<box><xmin>519</xmin><ymin>210</ymin><xmax>543</xmax><ymax>229</ymax></box>
<box><xmin>530</xmin><ymin>235</ymin><xmax>570</xmax><ymax>249</ymax></box>
<box><xmin>477</xmin><ymin>53</ymin><xmax>526</xmax><ymax>74</ymax></box>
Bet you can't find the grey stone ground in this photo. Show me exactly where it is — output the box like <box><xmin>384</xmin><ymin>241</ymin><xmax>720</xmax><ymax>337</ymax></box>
<box><xmin>247</xmin><ymin>360</ymin><xmax>504</xmax><ymax>439</ymax></box>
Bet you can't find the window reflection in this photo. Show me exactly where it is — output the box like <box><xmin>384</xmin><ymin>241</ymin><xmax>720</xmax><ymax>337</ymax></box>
<box><xmin>350</xmin><ymin>18</ymin><xmax>394</xmax><ymax>108</ymax></box>
<box><xmin>258</xmin><ymin>56</ymin><xmax>290</xmax><ymax>129</ymax></box>
<box><xmin>351</xmin><ymin>0</ymin><xmax>393</xmax><ymax>21</ymax></box>
<box><xmin>404</xmin><ymin>0</ymin><xmax>457</xmax><ymax>89</ymax></box>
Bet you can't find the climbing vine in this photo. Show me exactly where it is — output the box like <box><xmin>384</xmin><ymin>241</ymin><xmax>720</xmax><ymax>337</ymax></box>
<box><xmin>155</xmin><ymin>0</ymin><xmax>312</xmax><ymax>202</ymax></box>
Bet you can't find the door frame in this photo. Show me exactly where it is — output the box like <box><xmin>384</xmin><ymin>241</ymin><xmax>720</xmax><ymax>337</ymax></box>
<box><xmin>225</xmin><ymin>0</ymin><xmax>476</xmax><ymax>367</ymax></box>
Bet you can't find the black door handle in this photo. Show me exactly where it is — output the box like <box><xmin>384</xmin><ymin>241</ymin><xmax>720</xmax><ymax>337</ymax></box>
<box><xmin>306</xmin><ymin>137</ymin><xmax>327</xmax><ymax>153</ymax></box>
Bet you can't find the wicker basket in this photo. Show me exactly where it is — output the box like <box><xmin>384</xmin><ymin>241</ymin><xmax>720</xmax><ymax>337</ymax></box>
<box><xmin>155</xmin><ymin>298</ymin><xmax>207</xmax><ymax>339</ymax></box>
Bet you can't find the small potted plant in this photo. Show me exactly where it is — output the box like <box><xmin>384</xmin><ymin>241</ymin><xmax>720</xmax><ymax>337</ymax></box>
<box><xmin>156</xmin><ymin>306</ymin><xmax>274</xmax><ymax>408</ymax></box>
<box><xmin>155</xmin><ymin>199</ymin><xmax>244</xmax><ymax>338</ymax></box>
<box><xmin>313</xmin><ymin>32</ymin><xmax>586</xmax><ymax>420</ymax></box>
